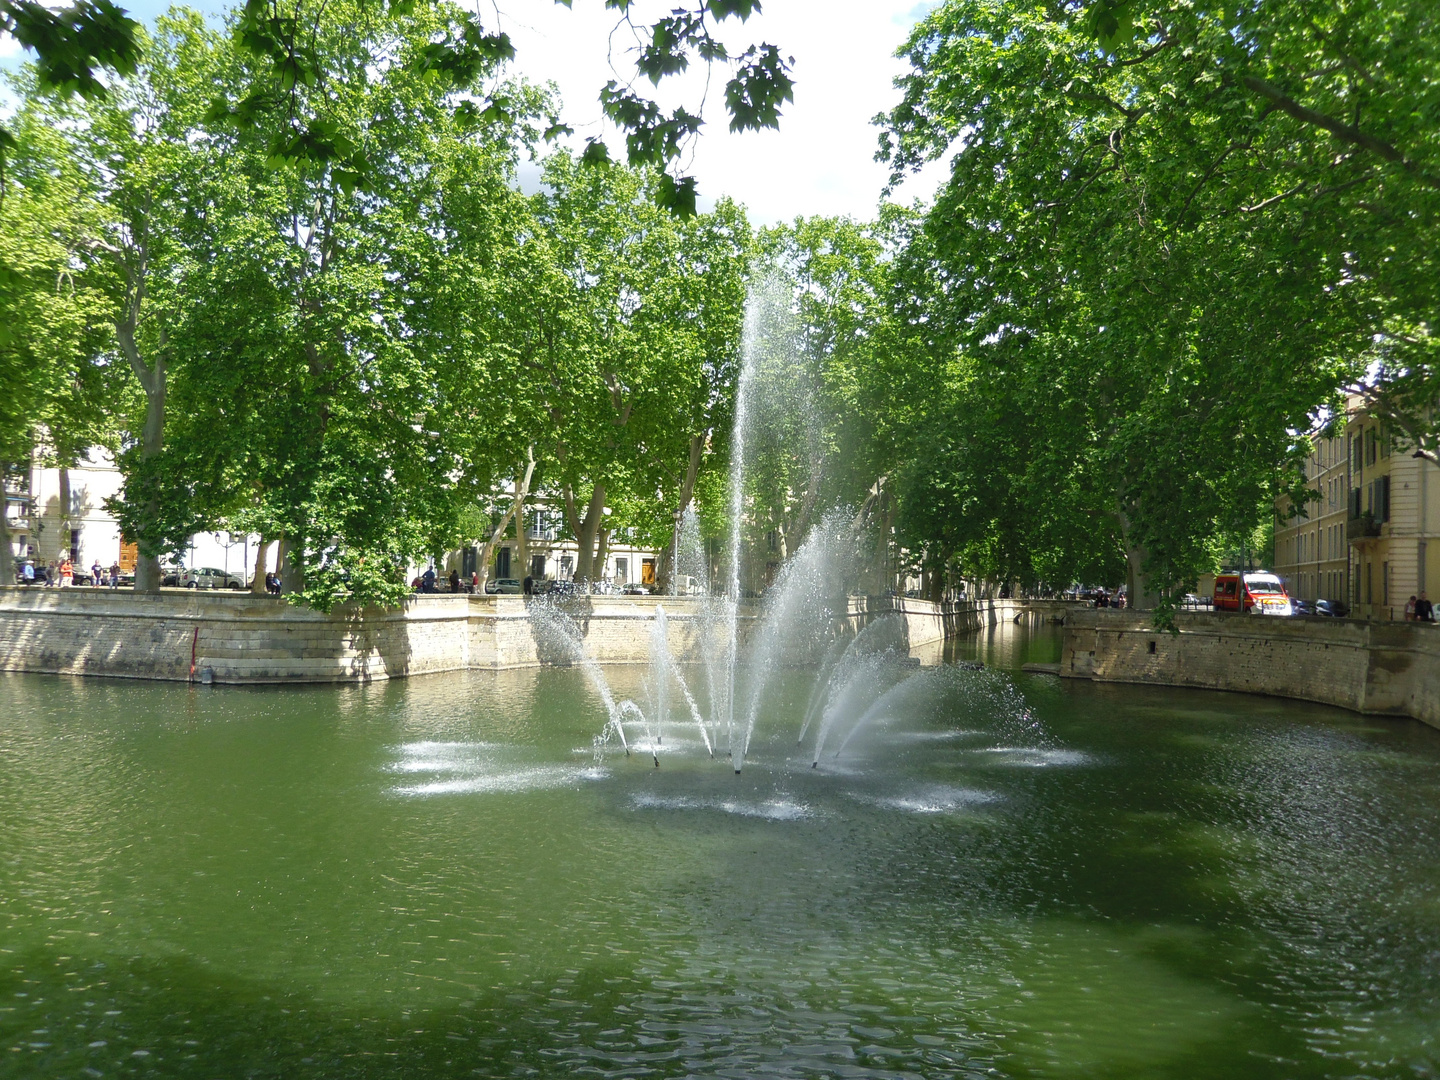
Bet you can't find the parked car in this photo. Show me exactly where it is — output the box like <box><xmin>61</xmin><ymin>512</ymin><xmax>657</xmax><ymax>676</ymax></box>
<box><xmin>160</xmin><ymin>565</ymin><xmax>185</xmax><ymax>587</ymax></box>
<box><xmin>621</xmin><ymin>583</ymin><xmax>650</xmax><ymax>595</ymax></box>
<box><xmin>1314</xmin><ymin>598</ymin><xmax>1349</xmax><ymax>618</ymax></box>
<box><xmin>183</xmin><ymin>567</ymin><xmax>245</xmax><ymax>590</ymax></box>
<box><xmin>484</xmin><ymin>578</ymin><xmax>523</xmax><ymax>595</ymax></box>
<box><xmin>1290</xmin><ymin>598</ymin><xmax>1314</xmax><ymax>617</ymax></box>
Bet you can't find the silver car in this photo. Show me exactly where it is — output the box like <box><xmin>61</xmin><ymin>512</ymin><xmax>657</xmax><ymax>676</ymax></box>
<box><xmin>183</xmin><ymin>567</ymin><xmax>246</xmax><ymax>590</ymax></box>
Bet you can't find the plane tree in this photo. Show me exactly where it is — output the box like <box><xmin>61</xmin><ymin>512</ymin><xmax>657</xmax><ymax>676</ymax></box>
<box><xmin>878</xmin><ymin>0</ymin><xmax>1381</xmax><ymax>605</ymax></box>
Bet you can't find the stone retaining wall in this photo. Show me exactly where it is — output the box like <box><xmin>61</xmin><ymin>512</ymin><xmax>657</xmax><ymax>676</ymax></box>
<box><xmin>1062</xmin><ymin>609</ymin><xmax>1440</xmax><ymax>730</ymax></box>
<box><xmin>0</xmin><ymin>587</ymin><xmax>981</xmax><ymax>685</ymax></box>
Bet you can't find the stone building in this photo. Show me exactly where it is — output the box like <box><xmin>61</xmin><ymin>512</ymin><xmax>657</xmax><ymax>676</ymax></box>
<box><xmin>3</xmin><ymin>447</ymin><xmax>127</xmax><ymax>575</ymax></box>
<box><xmin>1275</xmin><ymin>397</ymin><xmax>1440</xmax><ymax>619</ymax></box>
<box><xmin>1274</xmin><ymin>426</ymin><xmax>1352</xmax><ymax>607</ymax></box>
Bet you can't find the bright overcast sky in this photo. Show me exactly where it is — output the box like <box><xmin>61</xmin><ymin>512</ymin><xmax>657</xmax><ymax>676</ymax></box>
<box><xmin>2</xmin><ymin>0</ymin><xmax>945</xmax><ymax>224</ymax></box>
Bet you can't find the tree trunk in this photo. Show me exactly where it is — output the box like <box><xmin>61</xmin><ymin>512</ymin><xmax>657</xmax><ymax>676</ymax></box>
<box><xmin>594</xmin><ymin>526</ymin><xmax>611</xmax><ymax>586</ymax></box>
<box><xmin>655</xmin><ymin>434</ymin><xmax>705</xmax><ymax>594</ymax></box>
<box><xmin>280</xmin><ymin>533</ymin><xmax>305</xmax><ymax>594</ymax></box>
<box><xmin>250</xmin><ymin>536</ymin><xmax>271</xmax><ymax>593</ymax></box>
<box><xmin>275</xmin><ymin>532</ymin><xmax>303</xmax><ymax>594</ymax></box>
<box><xmin>116</xmin><ymin>315</ymin><xmax>166</xmax><ymax>595</ymax></box>
<box><xmin>562</xmin><ymin>482</ymin><xmax>606</xmax><ymax>584</ymax></box>
<box><xmin>57</xmin><ymin>467</ymin><xmax>71</xmax><ymax>548</ymax></box>
<box><xmin>133</xmin><ymin>378</ymin><xmax>165</xmax><ymax>593</ymax></box>
<box><xmin>0</xmin><ymin>460</ymin><xmax>11</xmax><ymax>576</ymax></box>
<box><xmin>476</xmin><ymin>449</ymin><xmax>537</xmax><ymax>594</ymax></box>
<box><xmin>1117</xmin><ymin>508</ymin><xmax>1159</xmax><ymax>610</ymax></box>
<box><xmin>514</xmin><ymin>501</ymin><xmax>530</xmax><ymax>584</ymax></box>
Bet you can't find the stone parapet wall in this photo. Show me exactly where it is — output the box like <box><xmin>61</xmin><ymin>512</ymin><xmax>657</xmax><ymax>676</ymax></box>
<box><xmin>1062</xmin><ymin>609</ymin><xmax>1440</xmax><ymax>730</ymax></box>
<box><xmin>0</xmin><ymin>588</ymin><xmax>968</xmax><ymax>684</ymax></box>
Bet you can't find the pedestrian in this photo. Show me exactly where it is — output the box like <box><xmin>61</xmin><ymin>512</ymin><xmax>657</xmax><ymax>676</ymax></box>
<box><xmin>109</xmin><ymin>562</ymin><xmax>120</xmax><ymax>589</ymax></box>
<box><xmin>46</xmin><ymin>560</ymin><xmax>57</xmax><ymax>587</ymax></box>
<box><xmin>523</xmin><ymin>574</ymin><xmax>534</xmax><ymax>596</ymax></box>
<box><xmin>470</xmin><ymin>571</ymin><xmax>479</xmax><ymax>592</ymax></box>
<box><xmin>1418</xmin><ymin>592</ymin><xmax>1435</xmax><ymax>623</ymax></box>
<box><xmin>21</xmin><ymin>561</ymin><xmax>34</xmax><ymax>585</ymax></box>
<box><xmin>421</xmin><ymin>567</ymin><xmax>436</xmax><ymax>594</ymax></box>
<box><xmin>90</xmin><ymin>560</ymin><xmax>102</xmax><ymax>586</ymax></box>
<box><xmin>1405</xmin><ymin>594</ymin><xmax>1418</xmax><ymax>621</ymax></box>
<box><xmin>60</xmin><ymin>557</ymin><xmax>73</xmax><ymax>587</ymax></box>
<box><xmin>449</xmin><ymin>568</ymin><xmax>461</xmax><ymax>593</ymax></box>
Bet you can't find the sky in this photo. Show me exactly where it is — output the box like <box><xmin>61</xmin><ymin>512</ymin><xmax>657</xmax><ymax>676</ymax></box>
<box><xmin>1</xmin><ymin>0</ymin><xmax>946</xmax><ymax>224</ymax></box>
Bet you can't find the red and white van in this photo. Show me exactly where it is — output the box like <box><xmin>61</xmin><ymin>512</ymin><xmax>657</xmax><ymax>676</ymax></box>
<box><xmin>1213</xmin><ymin>572</ymin><xmax>1293</xmax><ymax>616</ymax></box>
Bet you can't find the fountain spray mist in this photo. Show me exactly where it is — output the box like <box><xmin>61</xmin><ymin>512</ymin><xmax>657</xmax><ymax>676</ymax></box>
<box><xmin>723</xmin><ymin>297</ymin><xmax>760</xmax><ymax>772</ymax></box>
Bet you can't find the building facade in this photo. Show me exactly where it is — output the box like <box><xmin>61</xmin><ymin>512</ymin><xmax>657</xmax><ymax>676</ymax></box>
<box><xmin>1275</xmin><ymin>397</ymin><xmax>1440</xmax><ymax>619</ymax></box>
<box><xmin>5</xmin><ymin>448</ymin><xmax>260</xmax><ymax>584</ymax></box>
<box><xmin>4</xmin><ymin>447</ymin><xmax>127</xmax><ymax>575</ymax></box>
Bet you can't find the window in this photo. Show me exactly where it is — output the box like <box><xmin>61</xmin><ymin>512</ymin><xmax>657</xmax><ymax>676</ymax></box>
<box><xmin>70</xmin><ymin>528</ymin><xmax>80</xmax><ymax>562</ymax></box>
<box><xmin>1372</xmin><ymin>475</ymin><xmax>1391</xmax><ymax>523</ymax></box>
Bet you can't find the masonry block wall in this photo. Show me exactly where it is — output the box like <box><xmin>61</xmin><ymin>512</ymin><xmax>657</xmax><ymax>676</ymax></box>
<box><xmin>1062</xmin><ymin>609</ymin><xmax>1440</xmax><ymax>730</ymax></box>
<box><xmin>0</xmin><ymin>588</ymin><xmax>971</xmax><ymax>685</ymax></box>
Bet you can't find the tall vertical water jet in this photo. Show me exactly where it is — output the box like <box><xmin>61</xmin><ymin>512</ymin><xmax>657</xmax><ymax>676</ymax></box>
<box><xmin>649</xmin><ymin>607</ymin><xmax>670</xmax><ymax>742</ymax></box>
<box><xmin>722</xmin><ymin>303</ymin><xmax>759</xmax><ymax>772</ymax></box>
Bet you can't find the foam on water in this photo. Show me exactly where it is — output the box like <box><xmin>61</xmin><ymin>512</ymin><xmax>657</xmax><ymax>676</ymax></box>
<box><xmin>630</xmin><ymin>792</ymin><xmax>813</xmax><ymax>821</ymax></box>
<box><xmin>975</xmin><ymin>747</ymin><xmax>1092</xmax><ymax>767</ymax></box>
<box><xmin>387</xmin><ymin>741</ymin><xmax>608</xmax><ymax>796</ymax></box>
<box><xmin>852</xmin><ymin>785</ymin><xmax>999</xmax><ymax>814</ymax></box>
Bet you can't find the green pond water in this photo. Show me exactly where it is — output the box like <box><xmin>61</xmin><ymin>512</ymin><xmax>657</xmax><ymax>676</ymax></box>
<box><xmin>2</xmin><ymin>625</ymin><xmax>1439</xmax><ymax>1079</ymax></box>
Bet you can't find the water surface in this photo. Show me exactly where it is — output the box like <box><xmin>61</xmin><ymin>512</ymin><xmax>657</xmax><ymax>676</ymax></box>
<box><xmin>2</xmin><ymin>639</ymin><xmax>1438</xmax><ymax>1078</ymax></box>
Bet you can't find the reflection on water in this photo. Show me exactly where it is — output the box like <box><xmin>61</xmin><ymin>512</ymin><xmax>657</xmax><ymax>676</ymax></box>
<box><xmin>2</xmin><ymin>651</ymin><xmax>1439</xmax><ymax>1079</ymax></box>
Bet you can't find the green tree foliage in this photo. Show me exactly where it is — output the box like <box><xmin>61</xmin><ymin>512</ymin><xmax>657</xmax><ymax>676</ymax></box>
<box><xmin>2</xmin><ymin>2</ymin><xmax>752</xmax><ymax>607</ymax></box>
<box><xmin>0</xmin><ymin>108</ymin><xmax>114</xmax><ymax>566</ymax></box>
<box><xmin>528</xmin><ymin>155</ymin><xmax>749</xmax><ymax>582</ymax></box>
<box><xmin>876</xmin><ymin>0</ymin><xmax>1425</xmax><ymax>604</ymax></box>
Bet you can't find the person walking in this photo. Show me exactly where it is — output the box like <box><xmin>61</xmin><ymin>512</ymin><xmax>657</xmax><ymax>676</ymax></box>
<box><xmin>421</xmin><ymin>566</ymin><xmax>436</xmax><ymax>594</ymax></box>
<box><xmin>109</xmin><ymin>562</ymin><xmax>120</xmax><ymax>589</ymax></box>
<box><xmin>46</xmin><ymin>560</ymin><xmax>57</xmax><ymax>587</ymax></box>
<box><xmin>449</xmin><ymin>568</ymin><xmax>461</xmax><ymax>593</ymax></box>
<box><xmin>21</xmin><ymin>561</ymin><xmax>34</xmax><ymax>585</ymax></box>
<box><xmin>1417</xmin><ymin>592</ymin><xmax>1435</xmax><ymax>624</ymax></box>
